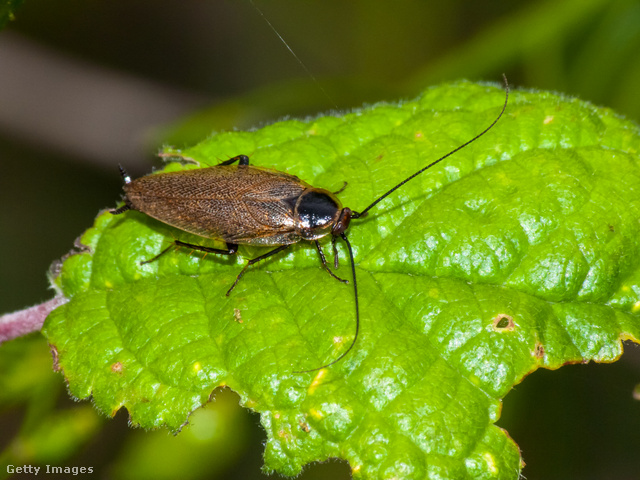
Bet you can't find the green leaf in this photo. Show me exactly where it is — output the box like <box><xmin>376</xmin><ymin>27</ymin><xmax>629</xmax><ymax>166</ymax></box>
<box><xmin>0</xmin><ymin>336</ymin><xmax>56</xmax><ymax>407</ymax></box>
<box><xmin>108</xmin><ymin>389</ymin><xmax>251</xmax><ymax>480</ymax></box>
<box><xmin>0</xmin><ymin>0</ymin><xmax>24</xmax><ymax>30</ymax></box>
<box><xmin>0</xmin><ymin>337</ymin><xmax>103</xmax><ymax>474</ymax></box>
<box><xmin>42</xmin><ymin>80</ymin><xmax>640</xmax><ymax>479</ymax></box>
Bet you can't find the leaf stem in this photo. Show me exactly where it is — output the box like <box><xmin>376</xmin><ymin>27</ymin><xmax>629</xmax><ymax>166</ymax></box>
<box><xmin>0</xmin><ymin>296</ymin><xmax>68</xmax><ymax>344</ymax></box>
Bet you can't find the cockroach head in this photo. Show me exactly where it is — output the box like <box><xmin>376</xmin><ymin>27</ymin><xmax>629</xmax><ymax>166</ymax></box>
<box><xmin>331</xmin><ymin>208</ymin><xmax>352</xmax><ymax>236</ymax></box>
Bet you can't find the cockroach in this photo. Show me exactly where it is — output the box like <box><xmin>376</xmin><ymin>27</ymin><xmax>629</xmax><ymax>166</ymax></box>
<box><xmin>111</xmin><ymin>76</ymin><xmax>509</xmax><ymax>373</ymax></box>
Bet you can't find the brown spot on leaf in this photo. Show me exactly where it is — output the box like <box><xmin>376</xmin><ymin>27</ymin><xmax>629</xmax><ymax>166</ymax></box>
<box><xmin>233</xmin><ymin>308</ymin><xmax>243</xmax><ymax>323</ymax></box>
<box><xmin>299</xmin><ymin>420</ymin><xmax>310</xmax><ymax>433</ymax></box>
<box><xmin>157</xmin><ymin>151</ymin><xmax>199</xmax><ymax>165</ymax></box>
<box><xmin>111</xmin><ymin>361</ymin><xmax>124</xmax><ymax>373</ymax></box>
<box><xmin>176</xmin><ymin>419</ymin><xmax>190</xmax><ymax>433</ymax></box>
<box><xmin>48</xmin><ymin>260</ymin><xmax>64</xmax><ymax>282</ymax></box>
<box><xmin>492</xmin><ymin>314</ymin><xmax>515</xmax><ymax>331</ymax></box>
<box><xmin>49</xmin><ymin>344</ymin><xmax>61</xmax><ymax>372</ymax></box>
<box><xmin>534</xmin><ymin>342</ymin><xmax>545</xmax><ymax>359</ymax></box>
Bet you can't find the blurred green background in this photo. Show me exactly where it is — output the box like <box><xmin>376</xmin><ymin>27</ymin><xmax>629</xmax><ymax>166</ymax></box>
<box><xmin>1</xmin><ymin>0</ymin><xmax>639</xmax><ymax>478</ymax></box>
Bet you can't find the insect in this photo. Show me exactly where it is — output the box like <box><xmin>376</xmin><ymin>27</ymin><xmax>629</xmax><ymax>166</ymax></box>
<box><xmin>111</xmin><ymin>75</ymin><xmax>509</xmax><ymax>373</ymax></box>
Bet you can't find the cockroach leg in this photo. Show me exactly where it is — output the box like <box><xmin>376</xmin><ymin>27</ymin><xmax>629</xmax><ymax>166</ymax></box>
<box><xmin>331</xmin><ymin>235</ymin><xmax>340</xmax><ymax>269</ymax></box>
<box><xmin>226</xmin><ymin>244</ymin><xmax>291</xmax><ymax>296</ymax></box>
<box><xmin>315</xmin><ymin>240</ymin><xmax>347</xmax><ymax>284</ymax></box>
<box><xmin>140</xmin><ymin>240</ymin><xmax>238</xmax><ymax>265</ymax></box>
<box><xmin>174</xmin><ymin>240</ymin><xmax>239</xmax><ymax>255</ymax></box>
<box><xmin>333</xmin><ymin>181</ymin><xmax>348</xmax><ymax>195</ymax></box>
<box><xmin>218</xmin><ymin>154</ymin><xmax>250</xmax><ymax>166</ymax></box>
<box><xmin>140</xmin><ymin>244</ymin><xmax>175</xmax><ymax>265</ymax></box>
<box><xmin>110</xmin><ymin>204</ymin><xmax>131</xmax><ymax>215</ymax></box>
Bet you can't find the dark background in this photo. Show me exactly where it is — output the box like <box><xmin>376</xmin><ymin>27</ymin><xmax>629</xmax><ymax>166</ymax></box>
<box><xmin>1</xmin><ymin>0</ymin><xmax>639</xmax><ymax>478</ymax></box>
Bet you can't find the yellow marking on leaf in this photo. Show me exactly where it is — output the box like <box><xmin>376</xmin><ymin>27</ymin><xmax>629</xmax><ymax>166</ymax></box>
<box><xmin>309</xmin><ymin>408</ymin><xmax>323</xmax><ymax>420</ymax></box>
<box><xmin>482</xmin><ymin>452</ymin><xmax>498</xmax><ymax>474</ymax></box>
<box><xmin>307</xmin><ymin>369</ymin><xmax>327</xmax><ymax>395</ymax></box>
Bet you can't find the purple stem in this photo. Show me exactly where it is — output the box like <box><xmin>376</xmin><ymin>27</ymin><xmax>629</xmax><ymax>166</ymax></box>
<box><xmin>0</xmin><ymin>296</ymin><xmax>68</xmax><ymax>344</ymax></box>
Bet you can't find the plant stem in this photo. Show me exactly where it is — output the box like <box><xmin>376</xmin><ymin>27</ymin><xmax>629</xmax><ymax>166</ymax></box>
<box><xmin>0</xmin><ymin>296</ymin><xmax>68</xmax><ymax>344</ymax></box>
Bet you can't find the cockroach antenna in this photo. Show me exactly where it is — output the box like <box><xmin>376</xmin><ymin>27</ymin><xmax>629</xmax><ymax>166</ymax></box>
<box><xmin>292</xmin><ymin>232</ymin><xmax>359</xmax><ymax>374</ymax></box>
<box><xmin>248</xmin><ymin>0</ymin><xmax>339</xmax><ymax>111</ymax></box>
<box><xmin>352</xmin><ymin>74</ymin><xmax>509</xmax><ymax>220</ymax></box>
<box><xmin>291</xmin><ymin>75</ymin><xmax>510</xmax><ymax>374</ymax></box>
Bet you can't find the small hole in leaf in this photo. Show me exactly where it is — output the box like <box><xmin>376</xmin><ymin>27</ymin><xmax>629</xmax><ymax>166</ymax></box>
<box><xmin>493</xmin><ymin>314</ymin><xmax>514</xmax><ymax>331</ymax></box>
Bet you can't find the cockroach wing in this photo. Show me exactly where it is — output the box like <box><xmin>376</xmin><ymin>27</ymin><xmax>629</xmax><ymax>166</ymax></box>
<box><xmin>123</xmin><ymin>165</ymin><xmax>311</xmax><ymax>245</ymax></box>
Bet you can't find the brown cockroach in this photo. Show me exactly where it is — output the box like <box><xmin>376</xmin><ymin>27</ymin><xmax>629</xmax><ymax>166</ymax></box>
<box><xmin>111</xmin><ymin>76</ymin><xmax>509</xmax><ymax>373</ymax></box>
